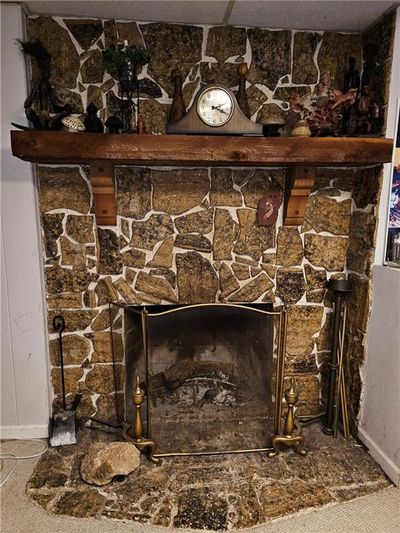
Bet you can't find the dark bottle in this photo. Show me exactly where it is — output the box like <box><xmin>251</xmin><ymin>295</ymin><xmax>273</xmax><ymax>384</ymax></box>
<box><xmin>169</xmin><ymin>69</ymin><xmax>186</xmax><ymax>124</ymax></box>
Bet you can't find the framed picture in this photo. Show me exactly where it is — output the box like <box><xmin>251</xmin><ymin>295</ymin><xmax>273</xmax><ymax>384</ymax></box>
<box><xmin>385</xmin><ymin>100</ymin><xmax>400</xmax><ymax>266</ymax></box>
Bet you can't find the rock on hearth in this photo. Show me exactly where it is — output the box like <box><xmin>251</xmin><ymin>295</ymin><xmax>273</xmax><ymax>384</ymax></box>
<box><xmin>80</xmin><ymin>442</ymin><xmax>140</xmax><ymax>486</ymax></box>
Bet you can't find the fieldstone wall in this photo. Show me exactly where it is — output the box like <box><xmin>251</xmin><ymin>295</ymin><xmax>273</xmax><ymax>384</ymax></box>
<box><xmin>27</xmin><ymin>14</ymin><xmax>394</xmax><ymax>428</ymax></box>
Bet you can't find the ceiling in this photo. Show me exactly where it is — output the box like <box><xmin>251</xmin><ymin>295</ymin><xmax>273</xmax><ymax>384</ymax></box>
<box><xmin>8</xmin><ymin>0</ymin><xmax>399</xmax><ymax>31</ymax></box>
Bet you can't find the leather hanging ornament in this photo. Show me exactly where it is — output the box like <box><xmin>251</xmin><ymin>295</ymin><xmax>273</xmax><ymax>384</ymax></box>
<box><xmin>257</xmin><ymin>186</ymin><xmax>282</xmax><ymax>226</ymax></box>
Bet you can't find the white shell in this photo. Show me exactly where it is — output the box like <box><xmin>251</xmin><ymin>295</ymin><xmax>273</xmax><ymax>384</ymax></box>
<box><xmin>61</xmin><ymin>115</ymin><xmax>85</xmax><ymax>131</ymax></box>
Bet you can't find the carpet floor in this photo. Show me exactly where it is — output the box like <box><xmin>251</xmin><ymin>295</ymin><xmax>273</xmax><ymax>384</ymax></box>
<box><xmin>1</xmin><ymin>440</ymin><xmax>399</xmax><ymax>533</ymax></box>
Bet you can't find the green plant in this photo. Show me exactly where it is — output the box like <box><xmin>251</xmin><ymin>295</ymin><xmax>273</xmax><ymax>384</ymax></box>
<box><xmin>102</xmin><ymin>44</ymin><xmax>151</xmax><ymax>79</ymax></box>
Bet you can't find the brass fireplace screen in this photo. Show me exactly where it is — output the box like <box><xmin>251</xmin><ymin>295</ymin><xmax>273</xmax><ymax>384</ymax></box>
<box><xmin>111</xmin><ymin>302</ymin><xmax>304</xmax><ymax>462</ymax></box>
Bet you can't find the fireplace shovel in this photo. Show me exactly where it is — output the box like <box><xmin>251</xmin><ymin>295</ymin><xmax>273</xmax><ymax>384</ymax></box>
<box><xmin>50</xmin><ymin>315</ymin><xmax>82</xmax><ymax>447</ymax></box>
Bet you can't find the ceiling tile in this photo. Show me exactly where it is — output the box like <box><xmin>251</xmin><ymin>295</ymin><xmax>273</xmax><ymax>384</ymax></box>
<box><xmin>228</xmin><ymin>0</ymin><xmax>396</xmax><ymax>31</ymax></box>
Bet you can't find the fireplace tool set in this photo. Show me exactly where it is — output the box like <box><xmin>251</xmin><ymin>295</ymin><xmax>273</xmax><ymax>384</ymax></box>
<box><xmin>49</xmin><ymin>315</ymin><xmax>82</xmax><ymax>447</ymax></box>
<box><xmin>323</xmin><ymin>278</ymin><xmax>353</xmax><ymax>438</ymax></box>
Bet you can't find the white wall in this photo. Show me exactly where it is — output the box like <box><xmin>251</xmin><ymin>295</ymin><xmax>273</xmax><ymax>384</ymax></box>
<box><xmin>359</xmin><ymin>8</ymin><xmax>400</xmax><ymax>485</ymax></box>
<box><xmin>359</xmin><ymin>266</ymin><xmax>400</xmax><ymax>485</ymax></box>
<box><xmin>0</xmin><ymin>3</ymin><xmax>50</xmax><ymax>438</ymax></box>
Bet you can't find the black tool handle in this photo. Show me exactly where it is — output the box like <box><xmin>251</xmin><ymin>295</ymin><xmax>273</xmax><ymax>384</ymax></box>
<box><xmin>53</xmin><ymin>315</ymin><xmax>66</xmax><ymax>410</ymax></box>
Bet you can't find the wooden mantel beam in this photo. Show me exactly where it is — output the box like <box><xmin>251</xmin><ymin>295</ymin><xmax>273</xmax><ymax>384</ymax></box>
<box><xmin>10</xmin><ymin>131</ymin><xmax>393</xmax><ymax>226</ymax></box>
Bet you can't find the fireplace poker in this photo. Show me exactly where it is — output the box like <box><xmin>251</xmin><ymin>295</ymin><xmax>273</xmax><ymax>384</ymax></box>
<box><xmin>50</xmin><ymin>315</ymin><xmax>82</xmax><ymax>447</ymax></box>
<box><xmin>334</xmin><ymin>306</ymin><xmax>347</xmax><ymax>438</ymax></box>
<box><xmin>323</xmin><ymin>279</ymin><xmax>352</xmax><ymax>435</ymax></box>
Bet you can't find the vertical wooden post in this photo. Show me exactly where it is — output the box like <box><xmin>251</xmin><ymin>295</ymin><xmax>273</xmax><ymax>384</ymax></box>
<box><xmin>89</xmin><ymin>162</ymin><xmax>116</xmax><ymax>225</ymax></box>
<box><xmin>283</xmin><ymin>167</ymin><xmax>315</xmax><ymax>226</ymax></box>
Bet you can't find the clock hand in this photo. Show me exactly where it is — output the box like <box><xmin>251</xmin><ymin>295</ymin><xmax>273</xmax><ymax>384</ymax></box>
<box><xmin>211</xmin><ymin>105</ymin><xmax>229</xmax><ymax>115</ymax></box>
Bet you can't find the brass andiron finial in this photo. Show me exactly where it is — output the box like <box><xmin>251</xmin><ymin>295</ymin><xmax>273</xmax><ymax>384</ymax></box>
<box><xmin>123</xmin><ymin>375</ymin><xmax>160</xmax><ymax>464</ymax></box>
<box><xmin>268</xmin><ymin>378</ymin><xmax>306</xmax><ymax>457</ymax></box>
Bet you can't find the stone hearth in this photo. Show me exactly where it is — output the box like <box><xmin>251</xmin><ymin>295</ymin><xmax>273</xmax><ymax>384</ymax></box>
<box><xmin>27</xmin><ymin>425</ymin><xmax>389</xmax><ymax>529</ymax></box>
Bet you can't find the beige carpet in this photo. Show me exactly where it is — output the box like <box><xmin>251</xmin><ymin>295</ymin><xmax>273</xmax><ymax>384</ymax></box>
<box><xmin>1</xmin><ymin>441</ymin><xmax>399</xmax><ymax>533</ymax></box>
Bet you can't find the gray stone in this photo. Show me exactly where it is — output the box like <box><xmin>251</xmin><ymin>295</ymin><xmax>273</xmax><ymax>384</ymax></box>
<box><xmin>66</xmin><ymin>215</ymin><xmax>95</xmax><ymax>243</ymax></box>
<box><xmin>176</xmin><ymin>252</ymin><xmax>218</xmax><ymax>304</ymax></box>
<box><xmin>304</xmin><ymin>234</ymin><xmax>348</xmax><ymax>271</ymax></box>
<box><xmin>135</xmin><ymin>272</ymin><xmax>177</xmax><ymax>303</ymax></box>
<box><xmin>292</xmin><ymin>32</ymin><xmax>321</xmax><ymax>84</ymax></box>
<box><xmin>142</xmin><ymin>23</ymin><xmax>203</xmax><ymax>96</ymax></box>
<box><xmin>65</xmin><ymin>19</ymin><xmax>103</xmax><ymax>50</ymax></box>
<box><xmin>247</xmin><ymin>28</ymin><xmax>292</xmax><ymax>89</ymax></box>
<box><xmin>80</xmin><ymin>441</ymin><xmax>140</xmax><ymax>486</ymax></box>
<box><xmin>97</xmin><ymin>228</ymin><xmax>123</xmax><ymax>275</ymax></box>
<box><xmin>54</xmin><ymin>88</ymin><xmax>83</xmax><ymax>114</ymax></box>
<box><xmin>210</xmin><ymin>169</ymin><xmax>242</xmax><ymax>207</ymax></box>
<box><xmin>152</xmin><ymin>169</ymin><xmax>209</xmax><ymax>215</ymax></box>
<box><xmin>205</xmin><ymin>26</ymin><xmax>247</xmax><ymax>63</ymax></box>
<box><xmin>346</xmin><ymin>211</ymin><xmax>376</xmax><ymax>275</ymax></box>
<box><xmin>200</xmin><ymin>62</ymin><xmax>239</xmax><ymax>88</ymax></box>
<box><xmin>81</xmin><ymin>49</ymin><xmax>104</xmax><ymax>84</ymax></box>
<box><xmin>213</xmin><ymin>208</ymin><xmax>236</xmax><ymax>261</ymax></box>
<box><xmin>175</xmin><ymin>234</ymin><xmax>212</xmax><ymax>253</ymax></box>
<box><xmin>87</xmin><ymin>85</ymin><xmax>103</xmax><ymax>110</ymax></box>
<box><xmin>175</xmin><ymin>209</ymin><xmax>214</xmax><ymax>235</ymax></box>
<box><xmin>233</xmin><ymin>208</ymin><xmax>274</xmax><ymax>261</ymax></box>
<box><xmin>116</xmin><ymin>21</ymin><xmax>143</xmax><ymax>47</ymax></box>
<box><xmin>276</xmin><ymin>268</ymin><xmax>306</xmax><ymax>304</ymax></box>
<box><xmin>42</xmin><ymin>213</ymin><xmax>64</xmax><ymax>258</ymax></box>
<box><xmin>45</xmin><ymin>265</ymin><xmax>92</xmax><ymax>294</ymax></box>
<box><xmin>116</xmin><ymin>167</ymin><xmax>151</xmax><ymax>219</ymax></box>
<box><xmin>140</xmin><ymin>98</ymin><xmax>170</xmax><ymax>135</ymax></box>
<box><xmin>228</xmin><ymin>273</ymin><xmax>273</xmax><ymax>302</ymax></box>
<box><xmin>38</xmin><ymin>167</ymin><xmax>90</xmax><ymax>214</ymax></box>
<box><xmin>104</xmin><ymin>19</ymin><xmax>117</xmax><ymax>47</ymax></box>
<box><xmin>130</xmin><ymin>214</ymin><xmax>174</xmax><ymax>251</ymax></box>
<box><xmin>276</xmin><ymin>227</ymin><xmax>303</xmax><ymax>266</ymax></box>
<box><xmin>28</xmin><ymin>17</ymin><xmax>80</xmax><ymax>88</ymax></box>
<box><xmin>219</xmin><ymin>263</ymin><xmax>240</xmax><ymax>299</ymax></box>
<box><xmin>241</xmin><ymin>169</ymin><xmax>284</xmax><ymax>209</ymax></box>
<box><xmin>245</xmin><ymin>85</ymin><xmax>268</xmax><ymax>118</ymax></box>
<box><xmin>304</xmin><ymin>195</ymin><xmax>352</xmax><ymax>235</ymax></box>
<box><xmin>318</xmin><ymin>32</ymin><xmax>361</xmax><ymax>92</ymax></box>
<box><xmin>146</xmin><ymin>237</ymin><xmax>174</xmax><ymax>268</ymax></box>
<box><xmin>122</xmin><ymin>249</ymin><xmax>146</xmax><ymax>269</ymax></box>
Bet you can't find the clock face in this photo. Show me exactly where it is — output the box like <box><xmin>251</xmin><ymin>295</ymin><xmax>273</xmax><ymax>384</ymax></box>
<box><xmin>197</xmin><ymin>87</ymin><xmax>234</xmax><ymax>127</ymax></box>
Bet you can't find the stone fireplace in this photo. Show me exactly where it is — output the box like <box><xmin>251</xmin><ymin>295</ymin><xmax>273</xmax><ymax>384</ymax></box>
<box><xmin>6</xmin><ymin>5</ymin><xmax>396</xmax><ymax>530</ymax></box>
<box><xmin>28</xmin><ymin>10</ymin><xmax>396</xmax><ymax>440</ymax></box>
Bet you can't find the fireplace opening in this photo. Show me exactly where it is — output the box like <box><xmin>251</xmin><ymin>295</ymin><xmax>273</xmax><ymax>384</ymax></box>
<box><xmin>120</xmin><ymin>303</ymin><xmax>281</xmax><ymax>455</ymax></box>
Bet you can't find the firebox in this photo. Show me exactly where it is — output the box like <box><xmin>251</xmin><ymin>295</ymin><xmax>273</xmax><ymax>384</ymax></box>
<box><xmin>115</xmin><ymin>303</ymin><xmax>290</xmax><ymax>461</ymax></box>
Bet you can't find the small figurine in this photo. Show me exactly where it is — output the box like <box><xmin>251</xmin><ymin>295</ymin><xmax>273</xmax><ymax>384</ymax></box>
<box><xmin>136</xmin><ymin>115</ymin><xmax>146</xmax><ymax>134</ymax></box>
<box><xmin>105</xmin><ymin>115</ymin><xmax>123</xmax><ymax>134</ymax></box>
<box><xmin>257</xmin><ymin>107</ymin><xmax>285</xmax><ymax>136</ymax></box>
<box><xmin>236</xmin><ymin>63</ymin><xmax>251</xmax><ymax>118</ymax></box>
<box><xmin>341</xmin><ymin>57</ymin><xmax>360</xmax><ymax>135</ymax></box>
<box><xmin>169</xmin><ymin>69</ymin><xmax>186</xmax><ymax>124</ymax></box>
<box><xmin>17</xmin><ymin>39</ymin><xmax>70</xmax><ymax>130</ymax></box>
<box><xmin>84</xmin><ymin>102</ymin><xmax>104</xmax><ymax>133</ymax></box>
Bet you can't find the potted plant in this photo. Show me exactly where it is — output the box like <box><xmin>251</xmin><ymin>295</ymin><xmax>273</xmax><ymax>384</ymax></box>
<box><xmin>102</xmin><ymin>41</ymin><xmax>151</xmax><ymax>132</ymax></box>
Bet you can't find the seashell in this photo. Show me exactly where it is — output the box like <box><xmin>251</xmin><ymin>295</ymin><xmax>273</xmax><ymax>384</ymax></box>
<box><xmin>291</xmin><ymin>119</ymin><xmax>311</xmax><ymax>137</ymax></box>
<box><xmin>61</xmin><ymin>115</ymin><xmax>85</xmax><ymax>132</ymax></box>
